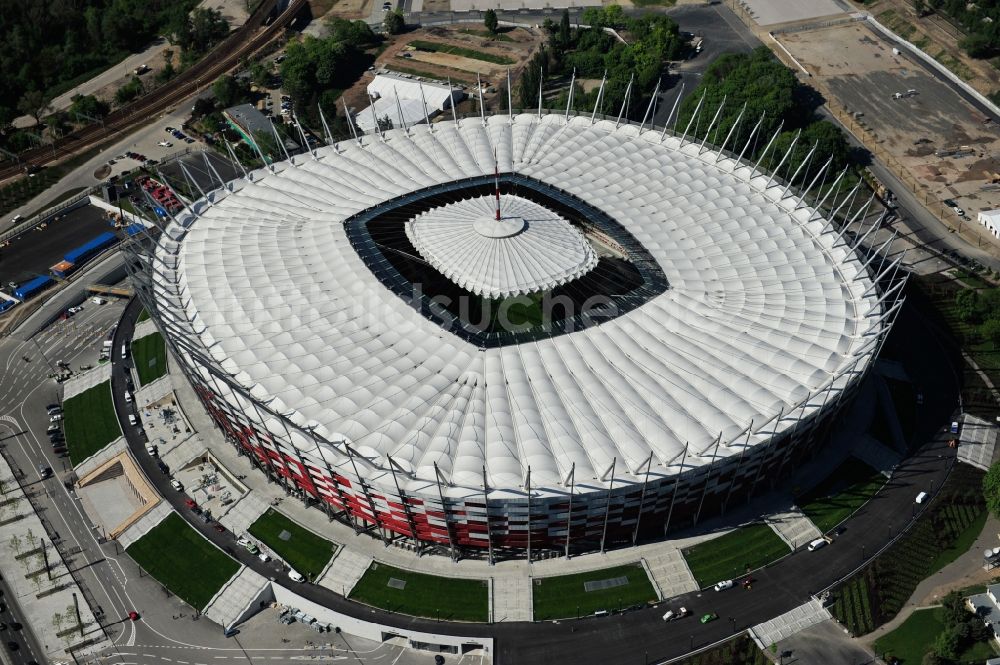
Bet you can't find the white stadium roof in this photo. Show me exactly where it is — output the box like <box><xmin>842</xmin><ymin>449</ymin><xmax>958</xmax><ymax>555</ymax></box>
<box><xmin>155</xmin><ymin>114</ymin><xmax>882</xmax><ymax>498</ymax></box>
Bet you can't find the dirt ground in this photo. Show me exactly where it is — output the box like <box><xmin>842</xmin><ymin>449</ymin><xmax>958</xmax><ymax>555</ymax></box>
<box><xmin>339</xmin><ymin>25</ymin><xmax>544</xmax><ymax>114</ymax></box>
<box><xmin>859</xmin><ymin>0</ymin><xmax>1000</xmax><ymax>98</ymax></box>
<box><xmin>780</xmin><ymin>22</ymin><xmax>1000</xmax><ymax>234</ymax></box>
<box><xmin>318</xmin><ymin>0</ymin><xmax>371</xmax><ymax>20</ymax></box>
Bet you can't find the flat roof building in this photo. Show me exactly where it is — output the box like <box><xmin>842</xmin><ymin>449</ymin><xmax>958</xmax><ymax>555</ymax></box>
<box><xmin>223</xmin><ymin>103</ymin><xmax>300</xmax><ymax>156</ymax></box>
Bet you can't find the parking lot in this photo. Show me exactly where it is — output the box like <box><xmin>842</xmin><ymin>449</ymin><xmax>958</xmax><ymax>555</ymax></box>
<box><xmin>779</xmin><ymin>22</ymin><xmax>1000</xmax><ymax>235</ymax></box>
<box><xmin>0</xmin><ymin>203</ymin><xmax>114</xmax><ymax>287</ymax></box>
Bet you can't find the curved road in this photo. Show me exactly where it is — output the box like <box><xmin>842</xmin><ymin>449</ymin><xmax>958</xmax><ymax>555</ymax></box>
<box><xmin>109</xmin><ymin>297</ymin><xmax>960</xmax><ymax>665</ymax></box>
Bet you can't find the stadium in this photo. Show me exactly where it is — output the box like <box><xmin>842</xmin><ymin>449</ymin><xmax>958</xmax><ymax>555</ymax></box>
<box><xmin>129</xmin><ymin>111</ymin><xmax>904</xmax><ymax>561</ymax></box>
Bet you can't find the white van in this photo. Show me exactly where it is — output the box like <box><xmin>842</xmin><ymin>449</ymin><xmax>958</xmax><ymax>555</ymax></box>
<box><xmin>121</xmin><ymin>344</ymin><xmax>127</xmax><ymax>359</ymax></box>
<box><xmin>128</xmin><ymin>414</ymin><xmax>138</xmax><ymax>427</ymax></box>
<box><xmin>124</xmin><ymin>391</ymin><xmax>132</xmax><ymax>403</ymax></box>
<box><xmin>91</xmin><ymin>297</ymin><xmax>107</xmax><ymax>305</ymax></box>
<box><xmin>808</xmin><ymin>538</ymin><xmax>828</xmax><ymax>552</ymax></box>
<box><xmin>916</xmin><ymin>491</ymin><xmax>928</xmax><ymax>504</ymax></box>
<box><xmin>102</xmin><ymin>340</ymin><xmax>113</xmax><ymax>350</ymax></box>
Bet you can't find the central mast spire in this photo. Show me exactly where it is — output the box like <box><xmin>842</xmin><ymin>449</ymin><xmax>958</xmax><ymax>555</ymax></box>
<box><xmin>494</xmin><ymin>148</ymin><xmax>501</xmax><ymax>221</ymax></box>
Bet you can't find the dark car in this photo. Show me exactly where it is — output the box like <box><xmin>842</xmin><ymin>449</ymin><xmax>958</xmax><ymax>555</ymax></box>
<box><xmin>6</xmin><ymin>641</ymin><xmax>16</xmax><ymax>650</ymax></box>
<box><xmin>156</xmin><ymin>460</ymin><xmax>169</xmax><ymax>474</ymax></box>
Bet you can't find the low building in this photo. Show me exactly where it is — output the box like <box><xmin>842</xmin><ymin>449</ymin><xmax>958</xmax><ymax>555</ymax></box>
<box><xmin>966</xmin><ymin>584</ymin><xmax>1000</xmax><ymax>646</ymax></box>
<box><xmin>354</xmin><ymin>72</ymin><xmax>465</xmax><ymax>134</ymax></box>
<box><xmin>223</xmin><ymin>103</ymin><xmax>299</xmax><ymax>157</ymax></box>
<box><xmin>977</xmin><ymin>209</ymin><xmax>1000</xmax><ymax>239</ymax></box>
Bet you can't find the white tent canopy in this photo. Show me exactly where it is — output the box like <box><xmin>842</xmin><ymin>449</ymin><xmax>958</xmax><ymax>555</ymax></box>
<box><xmin>355</xmin><ymin>72</ymin><xmax>464</xmax><ymax>134</ymax></box>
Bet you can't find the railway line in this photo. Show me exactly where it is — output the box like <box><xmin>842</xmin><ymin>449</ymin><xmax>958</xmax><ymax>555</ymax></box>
<box><xmin>0</xmin><ymin>0</ymin><xmax>306</xmax><ymax>183</ymax></box>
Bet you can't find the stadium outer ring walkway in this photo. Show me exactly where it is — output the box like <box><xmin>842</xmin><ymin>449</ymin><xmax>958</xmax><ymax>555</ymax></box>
<box><xmin>108</xmin><ymin>295</ymin><xmax>959</xmax><ymax>665</ymax></box>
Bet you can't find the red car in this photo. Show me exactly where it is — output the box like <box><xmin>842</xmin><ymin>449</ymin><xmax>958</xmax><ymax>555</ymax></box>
<box><xmin>184</xmin><ymin>498</ymin><xmax>198</xmax><ymax>510</ymax></box>
<box><xmin>128</xmin><ymin>611</ymin><xmax>140</xmax><ymax>621</ymax></box>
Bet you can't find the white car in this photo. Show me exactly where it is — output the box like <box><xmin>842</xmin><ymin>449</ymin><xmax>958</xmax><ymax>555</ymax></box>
<box><xmin>257</xmin><ymin>552</ymin><xmax>271</xmax><ymax>563</ymax></box>
<box><xmin>67</xmin><ymin>306</ymin><xmax>83</xmax><ymax>314</ymax></box>
<box><xmin>713</xmin><ymin>579</ymin><xmax>734</xmax><ymax>591</ymax></box>
<box><xmin>288</xmin><ymin>569</ymin><xmax>304</xmax><ymax>583</ymax></box>
<box><xmin>169</xmin><ymin>479</ymin><xmax>183</xmax><ymax>491</ymax></box>
<box><xmin>157</xmin><ymin>141</ymin><xmax>173</xmax><ymax>147</ymax></box>
<box><xmin>807</xmin><ymin>538</ymin><xmax>828</xmax><ymax>551</ymax></box>
<box><xmin>146</xmin><ymin>444</ymin><xmax>158</xmax><ymax>456</ymax></box>
<box><xmin>91</xmin><ymin>297</ymin><xmax>107</xmax><ymax>305</ymax></box>
<box><xmin>49</xmin><ymin>414</ymin><xmax>63</xmax><ymax>422</ymax></box>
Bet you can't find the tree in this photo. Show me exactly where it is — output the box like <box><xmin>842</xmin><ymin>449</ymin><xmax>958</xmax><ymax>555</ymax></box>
<box><xmin>17</xmin><ymin>90</ymin><xmax>50</xmax><ymax>126</ymax></box>
<box><xmin>114</xmin><ymin>77</ymin><xmax>145</xmax><ymax>105</ymax></box>
<box><xmin>250</xmin><ymin>61</ymin><xmax>270</xmax><ymax>87</ymax></box>
<box><xmin>955</xmin><ymin>289</ymin><xmax>980</xmax><ymax>324</ymax></box>
<box><xmin>984</xmin><ymin>461</ymin><xmax>1000</xmax><ymax>518</ymax></box>
<box><xmin>558</xmin><ymin>9</ymin><xmax>572</xmax><ymax>50</ymax></box>
<box><xmin>383</xmin><ymin>10</ymin><xmax>404</xmax><ymax>35</ymax></box>
<box><xmin>68</xmin><ymin>94</ymin><xmax>109</xmax><ymax>120</ymax></box>
<box><xmin>192</xmin><ymin>97</ymin><xmax>216</xmax><ymax>117</ymax></box>
<box><xmin>157</xmin><ymin>48</ymin><xmax>176</xmax><ymax>83</ymax></box>
<box><xmin>484</xmin><ymin>9</ymin><xmax>498</xmax><ymax>35</ymax></box>
<box><xmin>326</xmin><ymin>18</ymin><xmax>377</xmax><ymax>47</ymax></box>
<box><xmin>982</xmin><ymin>317</ymin><xmax>1000</xmax><ymax>349</ymax></box>
<box><xmin>212</xmin><ymin>75</ymin><xmax>244</xmax><ymax>108</ymax></box>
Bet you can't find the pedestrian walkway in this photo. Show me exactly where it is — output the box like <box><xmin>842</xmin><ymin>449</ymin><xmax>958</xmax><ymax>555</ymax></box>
<box><xmin>749</xmin><ymin>598</ymin><xmax>831</xmax><ymax>648</ymax></box>
<box><xmin>764</xmin><ymin>503</ymin><xmax>822</xmax><ymax>550</ymax></box>
<box><xmin>203</xmin><ymin>566</ymin><xmax>271</xmax><ymax>626</ymax></box>
<box><xmin>317</xmin><ymin>547</ymin><xmax>372</xmax><ymax>597</ymax></box>
<box><xmin>958</xmin><ymin>414</ymin><xmax>998</xmax><ymax>471</ymax></box>
<box><xmin>117</xmin><ymin>500</ymin><xmax>172</xmax><ymax>549</ymax></box>
<box><xmin>641</xmin><ymin>546</ymin><xmax>700</xmax><ymax>599</ymax></box>
<box><xmin>852</xmin><ymin>434</ymin><xmax>902</xmax><ymax>477</ymax></box>
<box><xmin>219</xmin><ymin>491</ymin><xmax>270</xmax><ymax>535</ymax></box>
<box><xmin>492</xmin><ymin>576</ymin><xmax>532</xmax><ymax>623</ymax></box>
<box><xmin>132</xmin><ymin>318</ymin><xmax>158</xmax><ymax>340</ymax></box>
<box><xmin>63</xmin><ymin>362</ymin><xmax>111</xmax><ymax>400</ymax></box>
<box><xmin>73</xmin><ymin>436</ymin><xmax>127</xmax><ymax>477</ymax></box>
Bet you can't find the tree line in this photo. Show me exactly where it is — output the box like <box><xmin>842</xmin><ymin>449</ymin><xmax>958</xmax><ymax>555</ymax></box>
<box><xmin>0</xmin><ymin>0</ymin><xmax>228</xmax><ymax>150</ymax></box>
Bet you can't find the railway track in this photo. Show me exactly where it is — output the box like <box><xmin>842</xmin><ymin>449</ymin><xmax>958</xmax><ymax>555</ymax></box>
<box><xmin>0</xmin><ymin>0</ymin><xmax>306</xmax><ymax>183</ymax></box>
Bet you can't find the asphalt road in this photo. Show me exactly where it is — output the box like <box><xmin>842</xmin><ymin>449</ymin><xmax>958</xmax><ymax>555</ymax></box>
<box><xmin>106</xmin><ymin>284</ymin><xmax>962</xmax><ymax>665</ymax></box>
<box><xmin>0</xmin><ymin>569</ymin><xmax>47</xmax><ymax>665</ymax></box>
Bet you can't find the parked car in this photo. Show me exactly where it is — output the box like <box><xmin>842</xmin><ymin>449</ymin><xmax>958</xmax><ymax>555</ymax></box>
<box><xmin>713</xmin><ymin>579</ymin><xmax>734</xmax><ymax>592</ymax></box>
<box><xmin>157</xmin><ymin>141</ymin><xmax>173</xmax><ymax>148</ymax></box>
<box><xmin>169</xmin><ymin>479</ymin><xmax>183</xmax><ymax>492</ymax></box>
<box><xmin>807</xmin><ymin>537</ymin><xmax>829</xmax><ymax>552</ymax></box>
<box><xmin>288</xmin><ymin>569</ymin><xmax>304</xmax><ymax>582</ymax></box>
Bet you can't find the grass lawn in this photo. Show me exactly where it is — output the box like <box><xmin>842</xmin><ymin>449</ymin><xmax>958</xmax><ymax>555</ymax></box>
<box><xmin>132</xmin><ymin>331</ymin><xmax>167</xmax><ymax>386</ymax></box>
<box><xmin>349</xmin><ymin>562</ymin><xmax>488</xmax><ymax>622</ymax></box>
<box><xmin>796</xmin><ymin>457</ymin><xmax>886</xmax><ymax>533</ymax></box>
<box><xmin>126</xmin><ymin>513</ymin><xmax>239</xmax><ymax>610</ymax></box>
<box><xmin>63</xmin><ymin>380</ymin><xmax>121</xmax><ymax>465</ymax></box>
<box><xmin>532</xmin><ymin>563</ymin><xmax>657</xmax><ymax>620</ymax></box>
<box><xmin>874</xmin><ymin>607</ymin><xmax>997</xmax><ymax>665</ymax></box>
<box><xmin>408</xmin><ymin>40</ymin><xmax>514</xmax><ymax>65</ymax></box>
<box><xmin>682</xmin><ymin>524</ymin><xmax>790</xmax><ymax>589</ymax></box>
<box><xmin>136</xmin><ymin>308</ymin><xmax>150</xmax><ymax>323</ymax></box>
<box><xmin>247</xmin><ymin>508</ymin><xmax>336</xmax><ymax>579</ymax></box>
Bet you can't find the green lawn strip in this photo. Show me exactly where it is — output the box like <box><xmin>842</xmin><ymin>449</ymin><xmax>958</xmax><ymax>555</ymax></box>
<box><xmin>136</xmin><ymin>308</ymin><xmax>150</xmax><ymax>323</ymax></box>
<box><xmin>131</xmin><ymin>331</ymin><xmax>167</xmax><ymax>386</ymax></box>
<box><xmin>682</xmin><ymin>524</ymin><xmax>790</xmax><ymax>589</ymax></box>
<box><xmin>408</xmin><ymin>40</ymin><xmax>514</xmax><ymax>65</ymax></box>
<box><xmin>63</xmin><ymin>380</ymin><xmax>121</xmax><ymax>465</ymax></box>
<box><xmin>796</xmin><ymin>457</ymin><xmax>886</xmax><ymax>533</ymax></box>
<box><xmin>247</xmin><ymin>508</ymin><xmax>336</xmax><ymax>579</ymax></box>
<box><xmin>532</xmin><ymin>563</ymin><xmax>658</xmax><ymax>620</ymax></box>
<box><xmin>873</xmin><ymin>607</ymin><xmax>996</xmax><ymax>665</ymax></box>
<box><xmin>126</xmin><ymin>513</ymin><xmax>239</xmax><ymax>610</ymax></box>
<box><xmin>457</xmin><ymin>28</ymin><xmax>514</xmax><ymax>42</ymax></box>
<box><xmin>349</xmin><ymin>562</ymin><xmax>488</xmax><ymax>622</ymax></box>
